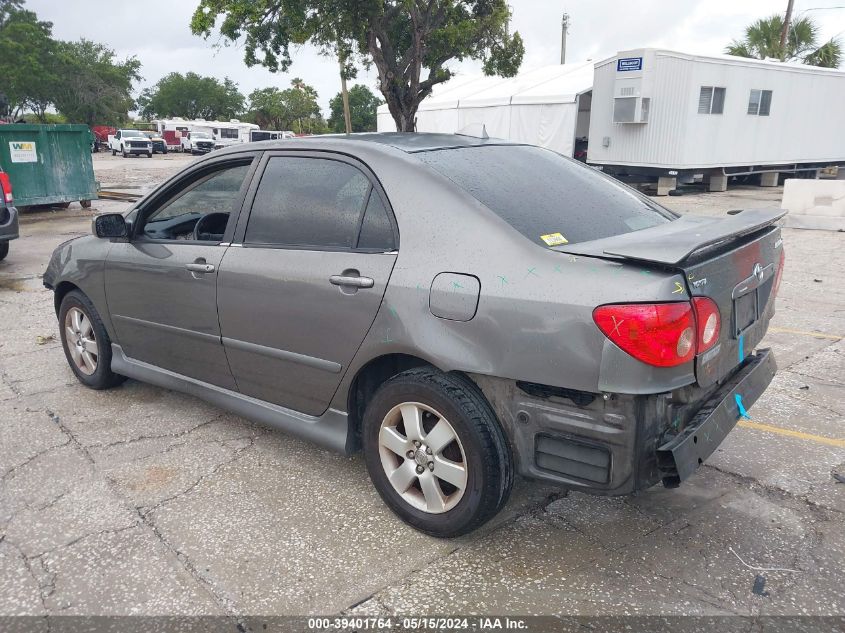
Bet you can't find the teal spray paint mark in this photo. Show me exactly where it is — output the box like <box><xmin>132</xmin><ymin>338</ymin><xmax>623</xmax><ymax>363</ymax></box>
<box><xmin>452</xmin><ymin>281</ymin><xmax>464</xmax><ymax>290</ymax></box>
<box><xmin>735</xmin><ymin>393</ymin><xmax>751</xmax><ymax>420</ymax></box>
<box><xmin>526</xmin><ymin>267</ymin><xmax>539</xmax><ymax>278</ymax></box>
<box><xmin>738</xmin><ymin>334</ymin><xmax>744</xmax><ymax>363</ymax></box>
<box><xmin>497</xmin><ymin>275</ymin><xmax>509</xmax><ymax>286</ymax></box>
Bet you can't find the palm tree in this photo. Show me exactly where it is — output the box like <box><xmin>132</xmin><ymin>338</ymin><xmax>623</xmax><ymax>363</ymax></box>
<box><xmin>726</xmin><ymin>14</ymin><xmax>841</xmax><ymax>68</ymax></box>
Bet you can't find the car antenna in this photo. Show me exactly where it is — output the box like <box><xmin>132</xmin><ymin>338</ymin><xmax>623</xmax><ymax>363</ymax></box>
<box><xmin>455</xmin><ymin>123</ymin><xmax>489</xmax><ymax>140</ymax></box>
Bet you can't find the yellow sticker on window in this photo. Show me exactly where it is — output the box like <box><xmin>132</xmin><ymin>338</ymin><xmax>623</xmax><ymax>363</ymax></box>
<box><xmin>540</xmin><ymin>232</ymin><xmax>568</xmax><ymax>246</ymax></box>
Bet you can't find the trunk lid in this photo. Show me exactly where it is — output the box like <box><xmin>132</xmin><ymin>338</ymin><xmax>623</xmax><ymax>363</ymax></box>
<box><xmin>557</xmin><ymin>208</ymin><xmax>786</xmax><ymax>388</ymax></box>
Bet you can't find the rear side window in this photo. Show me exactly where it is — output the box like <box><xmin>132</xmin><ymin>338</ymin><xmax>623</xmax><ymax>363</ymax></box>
<box><xmin>357</xmin><ymin>192</ymin><xmax>395</xmax><ymax>250</ymax></box>
<box><xmin>246</xmin><ymin>157</ymin><xmax>371</xmax><ymax>248</ymax></box>
<box><xmin>415</xmin><ymin>145</ymin><xmax>674</xmax><ymax>246</ymax></box>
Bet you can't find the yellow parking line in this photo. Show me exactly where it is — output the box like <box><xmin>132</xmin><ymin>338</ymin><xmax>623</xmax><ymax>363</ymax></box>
<box><xmin>768</xmin><ymin>326</ymin><xmax>842</xmax><ymax>340</ymax></box>
<box><xmin>737</xmin><ymin>420</ymin><xmax>845</xmax><ymax>448</ymax></box>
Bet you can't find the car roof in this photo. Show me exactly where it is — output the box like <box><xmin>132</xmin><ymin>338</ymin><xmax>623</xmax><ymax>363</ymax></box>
<box><xmin>214</xmin><ymin>132</ymin><xmax>521</xmax><ymax>157</ymax></box>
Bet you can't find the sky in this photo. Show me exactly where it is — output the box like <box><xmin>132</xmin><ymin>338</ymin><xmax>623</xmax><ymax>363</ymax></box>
<box><xmin>26</xmin><ymin>0</ymin><xmax>845</xmax><ymax>115</ymax></box>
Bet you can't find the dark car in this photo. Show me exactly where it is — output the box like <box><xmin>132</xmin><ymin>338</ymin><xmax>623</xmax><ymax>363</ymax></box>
<box><xmin>43</xmin><ymin>134</ymin><xmax>783</xmax><ymax>537</ymax></box>
<box><xmin>0</xmin><ymin>168</ymin><xmax>19</xmax><ymax>261</ymax></box>
<box><xmin>144</xmin><ymin>132</ymin><xmax>168</xmax><ymax>154</ymax></box>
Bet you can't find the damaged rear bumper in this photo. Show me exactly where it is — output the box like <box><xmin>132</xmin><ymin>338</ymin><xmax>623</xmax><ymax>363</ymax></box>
<box><xmin>472</xmin><ymin>348</ymin><xmax>776</xmax><ymax>496</ymax></box>
<box><xmin>656</xmin><ymin>348</ymin><xmax>776</xmax><ymax>486</ymax></box>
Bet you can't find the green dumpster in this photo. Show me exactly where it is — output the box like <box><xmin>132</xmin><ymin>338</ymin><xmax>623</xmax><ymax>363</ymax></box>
<box><xmin>0</xmin><ymin>124</ymin><xmax>97</xmax><ymax>209</ymax></box>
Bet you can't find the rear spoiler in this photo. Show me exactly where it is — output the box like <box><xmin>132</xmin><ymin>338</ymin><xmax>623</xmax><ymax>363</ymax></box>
<box><xmin>554</xmin><ymin>208</ymin><xmax>786</xmax><ymax>266</ymax></box>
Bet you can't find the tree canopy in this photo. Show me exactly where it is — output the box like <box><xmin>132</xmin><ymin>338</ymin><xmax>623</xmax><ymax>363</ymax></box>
<box><xmin>726</xmin><ymin>14</ymin><xmax>841</xmax><ymax>68</ymax></box>
<box><xmin>0</xmin><ymin>0</ymin><xmax>140</xmax><ymax>124</ymax></box>
<box><xmin>137</xmin><ymin>72</ymin><xmax>245</xmax><ymax>121</ymax></box>
<box><xmin>328</xmin><ymin>84</ymin><xmax>381</xmax><ymax>133</ymax></box>
<box><xmin>245</xmin><ymin>79</ymin><xmax>327</xmax><ymax>134</ymax></box>
<box><xmin>190</xmin><ymin>0</ymin><xmax>525</xmax><ymax>131</ymax></box>
<box><xmin>0</xmin><ymin>0</ymin><xmax>57</xmax><ymax>119</ymax></box>
<box><xmin>52</xmin><ymin>40</ymin><xmax>142</xmax><ymax>127</ymax></box>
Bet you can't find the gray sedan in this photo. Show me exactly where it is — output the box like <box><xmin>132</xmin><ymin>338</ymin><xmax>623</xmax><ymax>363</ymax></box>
<box><xmin>44</xmin><ymin>134</ymin><xmax>783</xmax><ymax>536</ymax></box>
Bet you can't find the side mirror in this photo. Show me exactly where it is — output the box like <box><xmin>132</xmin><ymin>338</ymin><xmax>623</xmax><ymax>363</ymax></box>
<box><xmin>93</xmin><ymin>213</ymin><xmax>128</xmax><ymax>239</ymax></box>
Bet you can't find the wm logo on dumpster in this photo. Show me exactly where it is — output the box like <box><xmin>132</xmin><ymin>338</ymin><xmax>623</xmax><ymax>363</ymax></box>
<box><xmin>8</xmin><ymin>141</ymin><xmax>38</xmax><ymax>163</ymax></box>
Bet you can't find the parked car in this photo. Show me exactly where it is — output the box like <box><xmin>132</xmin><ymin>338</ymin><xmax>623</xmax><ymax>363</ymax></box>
<box><xmin>0</xmin><ymin>167</ymin><xmax>18</xmax><ymax>260</ymax></box>
<box><xmin>144</xmin><ymin>132</ymin><xmax>168</xmax><ymax>154</ymax></box>
<box><xmin>43</xmin><ymin>134</ymin><xmax>783</xmax><ymax>537</ymax></box>
<box><xmin>108</xmin><ymin>129</ymin><xmax>152</xmax><ymax>158</ymax></box>
<box><xmin>181</xmin><ymin>131</ymin><xmax>215</xmax><ymax>155</ymax></box>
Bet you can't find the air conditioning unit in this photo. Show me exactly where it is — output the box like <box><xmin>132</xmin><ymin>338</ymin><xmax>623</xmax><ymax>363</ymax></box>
<box><xmin>613</xmin><ymin>96</ymin><xmax>650</xmax><ymax>124</ymax></box>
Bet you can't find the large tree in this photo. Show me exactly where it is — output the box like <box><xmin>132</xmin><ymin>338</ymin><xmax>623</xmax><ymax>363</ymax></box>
<box><xmin>726</xmin><ymin>14</ymin><xmax>841</xmax><ymax>68</ymax></box>
<box><xmin>138</xmin><ymin>72</ymin><xmax>245</xmax><ymax>120</ymax></box>
<box><xmin>328</xmin><ymin>84</ymin><xmax>381</xmax><ymax>132</ymax></box>
<box><xmin>0</xmin><ymin>0</ymin><xmax>57</xmax><ymax>120</ymax></box>
<box><xmin>190</xmin><ymin>1</ymin><xmax>525</xmax><ymax>131</ymax></box>
<box><xmin>52</xmin><ymin>40</ymin><xmax>141</xmax><ymax>126</ymax></box>
<box><xmin>246</xmin><ymin>79</ymin><xmax>327</xmax><ymax>134</ymax></box>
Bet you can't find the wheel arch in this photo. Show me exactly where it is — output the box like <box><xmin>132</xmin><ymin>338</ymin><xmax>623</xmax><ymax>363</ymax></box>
<box><xmin>53</xmin><ymin>280</ymin><xmax>81</xmax><ymax>316</ymax></box>
<box><xmin>345</xmin><ymin>353</ymin><xmax>435</xmax><ymax>453</ymax></box>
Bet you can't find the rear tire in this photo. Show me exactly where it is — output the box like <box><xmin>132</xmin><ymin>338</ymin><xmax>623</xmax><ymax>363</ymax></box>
<box><xmin>362</xmin><ymin>367</ymin><xmax>513</xmax><ymax>537</ymax></box>
<box><xmin>58</xmin><ymin>290</ymin><xmax>126</xmax><ymax>390</ymax></box>
<box><xmin>0</xmin><ymin>241</ymin><xmax>9</xmax><ymax>261</ymax></box>
<box><xmin>111</xmin><ymin>148</ymin><xmax>116</xmax><ymax>156</ymax></box>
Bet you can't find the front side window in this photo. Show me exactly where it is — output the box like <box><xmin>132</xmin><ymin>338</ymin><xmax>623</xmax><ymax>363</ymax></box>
<box><xmin>698</xmin><ymin>86</ymin><xmax>725</xmax><ymax>114</ymax></box>
<box><xmin>245</xmin><ymin>157</ymin><xmax>373</xmax><ymax>249</ymax></box>
<box><xmin>140</xmin><ymin>162</ymin><xmax>251</xmax><ymax>241</ymax></box>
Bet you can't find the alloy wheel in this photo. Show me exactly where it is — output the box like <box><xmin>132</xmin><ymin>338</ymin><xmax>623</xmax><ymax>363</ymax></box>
<box><xmin>378</xmin><ymin>402</ymin><xmax>468</xmax><ymax>514</ymax></box>
<box><xmin>64</xmin><ymin>307</ymin><xmax>98</xmax><ymax>375</ymax></box>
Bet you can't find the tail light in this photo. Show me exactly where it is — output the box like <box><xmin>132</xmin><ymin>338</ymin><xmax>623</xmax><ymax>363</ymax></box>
<box><xmin>692</xmin><ymin>297</ymin><xmax>721</xmax><ymax>354</ymax></box>
<box><xmin>593</xmin><ymin>303</ymin><xmax>697</xmax><ymax>367</ymax></box>
<box><xmin>773</xmin><ymin>248</ymin><xmax>785</xmax><ymax>298</ymax></box>
<box><xmin>594</xmin><ymin>297</ymin><xmax>723</xmax><ymax>368</ymax></box>
<box><xmin>0</xmin><ymin>172</ymin><xmax>12</xmax><ymax>204</ymax></box>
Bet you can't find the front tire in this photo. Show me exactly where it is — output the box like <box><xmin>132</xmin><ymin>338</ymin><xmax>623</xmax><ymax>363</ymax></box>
<box><xmin>58</xmin><ymin>290</ymin><xmax>126</xmax><ymax>390</ymax></box>
<box><xmin>122</xmin><ymin>147</ymin><xmax>128</xmax><ymax>158</ymax></box>
<box><xmin>0</xmin><ymin>241</ymin><xmax>8</xmax><ymax>261</ymax></box>
<box><xmin>363</xmin><ymin>368</ymin><xmax>513</xmax><ymax>537</ymax></box>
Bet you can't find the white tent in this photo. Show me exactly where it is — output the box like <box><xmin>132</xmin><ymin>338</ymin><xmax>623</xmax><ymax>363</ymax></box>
<box><xmin>376</xmin><ymin>61</ymin><xmax>594</xmax><ymax>156</ymax></box>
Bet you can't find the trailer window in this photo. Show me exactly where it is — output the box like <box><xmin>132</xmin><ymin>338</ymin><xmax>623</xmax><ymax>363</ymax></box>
<box><xmin>416</xmin><ymin>145</ymin><xmax>675</xmax><ymax>246</ymax></box>
<box><xmin>698</xmin><ymin>86</ymin><xmax>725</xmax><ymax>114</ymax></box>
<box><xmin>220</xmin><ymin>128</ymin><xmax>239</xmax><ymax>139</ymax></box>
<box><xmin>748</xmin><ymin>89</ymin><xmax>772</xmax><ymax>116</ymax></box>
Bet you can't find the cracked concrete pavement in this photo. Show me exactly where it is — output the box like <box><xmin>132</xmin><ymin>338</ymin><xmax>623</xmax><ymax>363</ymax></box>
<box><xmin>0</xmin><ymin>153</ymin><xmax>843</xmax><ymax>619</ymax></box>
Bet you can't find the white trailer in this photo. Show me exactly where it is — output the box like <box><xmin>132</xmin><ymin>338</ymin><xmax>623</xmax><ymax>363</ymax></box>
<box><xmin>152</xmin><ymin>118</ymin><xmax>259</xmax><ymax>150</ymax></box>
<box><xmin>376</xmin><ymin>62</ymin><xmax>594</xmax><ymax>158</ymax></box>
<box><xmin>588</xmin><ymin>48</ymin><xmax>845</xmax><ymax>193</ymax></box>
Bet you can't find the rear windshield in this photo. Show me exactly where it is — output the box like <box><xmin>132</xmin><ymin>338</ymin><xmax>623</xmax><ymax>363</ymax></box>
<box><xmin>415</xmin><ymin>145</ymin><xmax>675</xmax><ymax>246</ymax></box>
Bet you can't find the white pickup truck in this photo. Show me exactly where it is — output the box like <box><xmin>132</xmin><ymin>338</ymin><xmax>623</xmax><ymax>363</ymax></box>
<box><xmin>180</xmin><ymin>131</ymin><xmax>216</xmax><ymax>155</ymax></box>
<box><xmin>108</xmin><ymin>130</ymin><xmax>153</xmax><ymax>158</ymax></box>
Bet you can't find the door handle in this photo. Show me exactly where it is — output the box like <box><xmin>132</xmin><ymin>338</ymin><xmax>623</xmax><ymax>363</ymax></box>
<box><xmin>186</xmin><ymin>262</ymin><xmax>215</xmax><ymax>274</ymax></box>
<box><xmin>330</xmin><ymin>274</ymin><xmax>374</xmax><ymax>289</ymax></box>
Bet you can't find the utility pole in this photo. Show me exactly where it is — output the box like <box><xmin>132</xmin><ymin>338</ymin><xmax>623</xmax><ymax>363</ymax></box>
<box><xmin>560</xmin><ymin>13</ymin><xmax>569</xmax><ymax>64</ymax></box>
<box><xmin>778</xmin><ymin>0</ymin><xmax>795</xmax><ymax>59</ymax></box>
